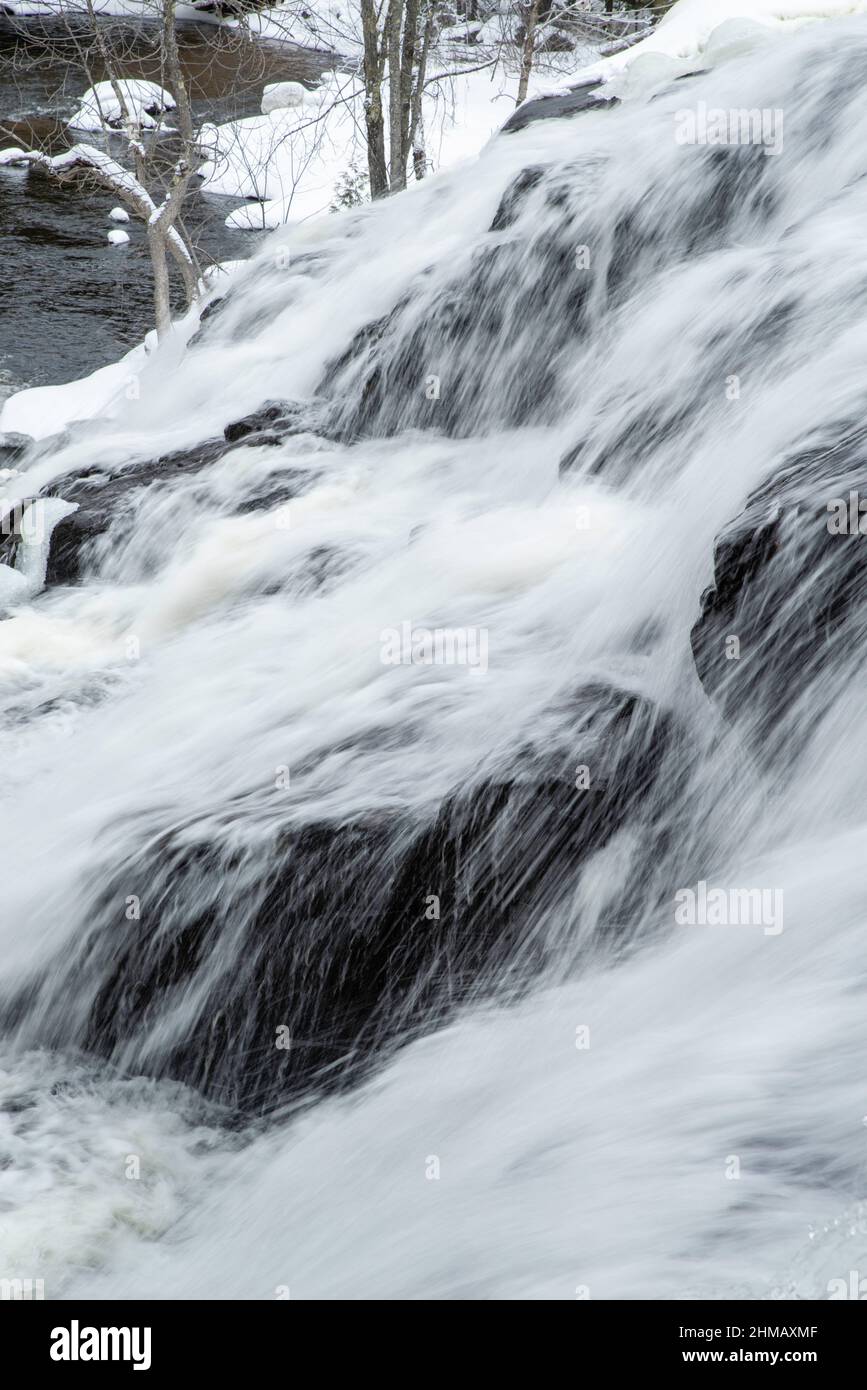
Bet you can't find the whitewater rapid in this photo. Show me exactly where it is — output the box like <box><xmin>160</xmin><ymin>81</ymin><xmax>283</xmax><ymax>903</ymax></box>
<box><xmin>3</xmin><ymin>14</ymin><xmax>867</xmax><ymax>1299</ymax></box>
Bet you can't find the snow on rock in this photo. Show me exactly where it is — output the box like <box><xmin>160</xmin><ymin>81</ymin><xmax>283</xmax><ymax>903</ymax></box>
<box><xmin>545</xmin><ymin>0</ymin><xmax>867</xmax><ymax>91</ymax></box>
<box><xmin>261</xmin><ymin>82</ymin><xmax>309</xmax><ymax>115</ymax></box>
<box><xmin>109</xmin><ymin>206</ymin><xmax>130</xmax><ymax>223</ymax></box>
<box><xmin>107</xmin><ymin>228</ymin><xmax>130</xmax><ymax>245</ymax></box>
<box><xmin>13</xmin><ymin>497</ymin><xmax>80</xmax><ymax>597</ymax></box>
<box><xmin>68</xmin><ymin>80</ymin><xmax>176</xmax><ymax>133</ymax></box>
<box><xmin>0</xmin><ymin>147</ymin><xmax>29</xmax><ymax>166</ymax></box>
<box><xmin>3</xmin><ymin>0</ymin><xmax>192</xmax><ymax>13</ymax></box>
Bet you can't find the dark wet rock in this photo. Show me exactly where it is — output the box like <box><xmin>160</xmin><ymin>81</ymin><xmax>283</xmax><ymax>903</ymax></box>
<box><xmin>321</xmin><ymin>172</ymin><xmax>595</xmax><ymax>440</ymax></box>
<box><xmin>40</xmin><ymin>398</ymin><xmax>328</xmax><ymax>586</ymax></box>
<box><xmin>5</xmin><ymin>683</ymin><xmax>675</xmax><ymax>1111</ymax></box>
<box><xmin>223</xmin><ymin>398</ymin><xmax>321</xmax><ymax>446</ymax></box>
<box><xmin>500</xmin><ymin>82</ymin><xmax>616</xmax><ymax>135</ymax></box>
<box><xmin>0</xmin><ymin>432</ymin><xmax>33</xmax><ymax>468</ymax></box>
<box><xmin>44</xmin><ymin>439</ymin><xmax>226</xmax><ymax>586</ymax></box>
<box><xmin>489</xmin><ymin>165</ymin><xmax>546</xmax><ymax>232</ymax></box>
<box><xmin>691</xmin><ymin>423</ymin><xmax>867</xmax><ymax>752</ymax></box>
<box><xmin>323</xmin><ymin>141</ymin><xmax>782</xmax><ymax>447</ymax></box>
<box><xmin>559</xmin><ymin>401</ymin><xmax>696</xmax><ymax>482</ymax></box>
<box><xmin>185</xmin><ymin>294</ymin><xmax>229</xmax><ymax>349</ymax></box>
<box><xmin>605</xmin><ymin>146</ymin><xmax>776</xmax><ymax>310</ymax></box>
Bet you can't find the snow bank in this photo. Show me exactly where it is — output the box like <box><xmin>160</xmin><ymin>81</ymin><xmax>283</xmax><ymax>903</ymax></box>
<box><xmin>68</xmin><ymin>80</ymin><xmax>176</xmax><ymax>133</ymax></box>
<box><xmin>551</xmin><ymin>0</ymin><xmax>867</xmax><ymax>90</ymax></box>
<box><xmin>2</xmin><ymin>0</ymin><xmax>148</xmax><ymax>12</ymax></box>
<box><xmin>261</xmin><ymin>82</ymin><xmax>308</xmax><ymax>115</ymax></box>
<box><xmin>204</xmin><ymin>65</ymin><xmax>521</xmax><ymax>232</ymax></box>
<box><xmin>3</xmin><ymin>0</ymin><xmax>234</xmax><ymax>20</ymax></box>
<box><xmin>1</xmin><ymin>0</ymin><xmax>360</xmax><ymax>54</ymax></box>
<box><xmin>235</xmin><ymin>1</ymin><xmax>363</xmax><ymax>59</ymax></box>
<box><xmin>0</xmin><ymin>341</ymin><xmax>148</xmax><ymax>442</ymax></box>
<box><xmin>198</xmin><ymin>72</ymin><xmax>360</xmax><ymax>226</ymax></box>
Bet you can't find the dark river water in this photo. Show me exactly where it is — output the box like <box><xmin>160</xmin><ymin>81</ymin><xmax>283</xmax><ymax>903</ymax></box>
<box><xmin>0</xmin><ymin>16</ymin><xmax>335</xmax><ymax>399</ymax></box>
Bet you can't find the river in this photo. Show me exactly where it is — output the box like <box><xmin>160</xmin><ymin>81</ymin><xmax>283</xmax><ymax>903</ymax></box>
<box><xmin>0</xmin><ymin>14</ymin><xmax>335</xmax><ymax>400</ymax></box>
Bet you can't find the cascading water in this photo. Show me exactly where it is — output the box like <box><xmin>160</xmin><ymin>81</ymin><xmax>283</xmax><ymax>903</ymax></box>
<box><xmin>3</xmin><ymin>15</ymin><xmax>867</xmax><ymax>1300</ymax></box>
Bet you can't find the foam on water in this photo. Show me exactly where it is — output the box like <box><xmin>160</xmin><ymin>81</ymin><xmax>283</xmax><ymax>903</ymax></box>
<box><xmin>2</xmin><ymin>16</ymin><xmax>867</xmax><ymax>1297</ymax></box>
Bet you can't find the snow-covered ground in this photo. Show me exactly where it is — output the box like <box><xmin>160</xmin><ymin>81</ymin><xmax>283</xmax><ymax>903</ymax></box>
<box><xmin>197</xmin><ymin>63</ymin><xmax>538</xmax><ymax>230</ymax></box>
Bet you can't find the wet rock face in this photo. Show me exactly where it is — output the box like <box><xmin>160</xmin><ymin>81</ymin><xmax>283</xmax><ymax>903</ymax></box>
<box><xmin>323</xmin><ymin>140</ymin><xmax>782</xmax><ymax>453</ymax></box>
<box><xmin>499</xmin><ymin>83</ymin><xmax>616</xmax><ymax>135</ymax></box>
<box><xmin>42</xmin><ymin>401</ymin><xmax>321</xmax><ymax>587</ymax></box>
<box><xmin>222</xmin><ymin>398</ymin><xmax>323</xmax><ymax>447</ymax></box>
<box><xmin>0</xmin><ymin>432</ymin><xmax>33</xmax><ymax>469</ymax></box>
<box><xmin>691</xmin><ymin>425</ymin><xmax>867</xmax><ymax>751</ymax></box>
<box><xmin>6</xmin><ymin>684</ymin><xmax>673</xmax><ymax>1112</ymax></box>
<box><xmin>44</xmin><ymin>440</ymin><xmax>227</xmax><ymax>586</ymax></box>
<box><xmin>320</xmin><ymin>166</ymin><xmax>599</xmax><ymax>441</ymax></box>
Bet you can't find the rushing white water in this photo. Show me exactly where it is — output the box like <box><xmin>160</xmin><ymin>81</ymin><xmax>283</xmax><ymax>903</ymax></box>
<box><xmin>3</xmin><ymin>16</ymin><xmax>867</xmax><ymax>1300</ymax></box>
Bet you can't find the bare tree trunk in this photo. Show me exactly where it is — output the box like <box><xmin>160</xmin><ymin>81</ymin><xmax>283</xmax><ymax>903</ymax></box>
<box><xmin>393</xmin><ymin>0</ymin><xmax>420</xmax><ymax>193</ymax></box>
<box><xmin>148</xmin><ymin>229</ymin><xmax>173</xmax><ymax>339</ymax></box>
<box><xmin>154</xmin><ymin>0</ymin><xmax>200</xmax><ymax>316</ymax></box>
<box><xmin>516</xmin><ymin>0</ymin><xmax>540</xmax><ymax>107</ymax></box>
<box><xmin>408</xmin><ymin>3</ymin><xmax>435</xmax><ymax>182</ymax></box>
<box><xmin>81</xmin><ymin>0</ymin><xmax>199</xmax><ymax>332</ymax></box>
<box><xmin>361</xmin><ymin>0</ymin><xmax>389</xmax><ymax>197</ymax></box>
<box><xmin>162</xmin><ymin>0</ymin><xmax>194</xmax><ymax>150</ymax></box>
<box><xmin>386</xmin><ymin>0</ymin><xmax>404</xmax><ymax>190</ymax></box>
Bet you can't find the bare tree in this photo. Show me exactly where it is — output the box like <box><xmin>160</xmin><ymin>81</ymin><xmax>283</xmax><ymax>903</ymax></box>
<box><xmin>0</xmin><ymin>0</ymin><xmax>210</xmax><ymax>336</ymax></box>
<box><xmin>515</xmin><ymin>0</ymin><xmax>540</xmax><ymax>105</ymax></box>
<box><xmin>360</xmin><ymin>0</ymin><xmax>439</xmax><ymax>198</ymax></box>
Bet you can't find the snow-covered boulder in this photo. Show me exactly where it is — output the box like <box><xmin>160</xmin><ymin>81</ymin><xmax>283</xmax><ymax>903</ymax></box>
<box><xmin>109</xmin><ymin>206</ymin><xmax>130</xmax><ymax>223</ymax></box>
<box><xmin>107</xmin><ymin>229</ymin><xmax>130</xmax><ymax>245</ymax></box>
<box><xmin>261</xmin><ymin>82</ymin><xmax>308</xmax><ymax>115</ymax></box>
<box><xmin>68</xmin><ymin>81</ymin><xmax>176</xmax><ymax>133</ymax></box>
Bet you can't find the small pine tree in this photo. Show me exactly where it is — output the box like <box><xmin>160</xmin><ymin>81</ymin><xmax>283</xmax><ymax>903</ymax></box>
<box><xmin>330</xmin><ymin>163</ymin><xmax>371</xmax><ymax>211</ymax></box>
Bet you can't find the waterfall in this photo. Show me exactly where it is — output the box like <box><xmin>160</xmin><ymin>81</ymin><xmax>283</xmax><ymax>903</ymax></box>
<box><xmin>3</xmin><ymin>14</ymin><xmax>867</xmax><ymax>1300</ymax></box>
